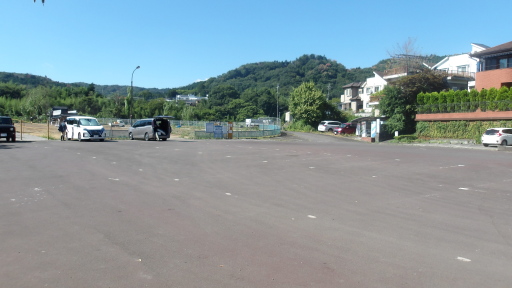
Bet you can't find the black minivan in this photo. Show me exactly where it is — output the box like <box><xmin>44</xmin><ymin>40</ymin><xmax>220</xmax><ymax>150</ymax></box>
<box><xmin>128</xmin><ymin>116</ymin><xmax>172</xmax><ymax>141</ymax></box>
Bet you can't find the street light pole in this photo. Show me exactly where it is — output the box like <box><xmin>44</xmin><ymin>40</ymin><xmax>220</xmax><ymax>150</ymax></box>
<box><xmin>130</xmin><ymin>66</ymin><xmax>140</xmax><ymax>125</ymax></box>
<box><xmin>276</xmin><ymin>84</ymin><xmax>279</xmax><ymax>122</ymax></box>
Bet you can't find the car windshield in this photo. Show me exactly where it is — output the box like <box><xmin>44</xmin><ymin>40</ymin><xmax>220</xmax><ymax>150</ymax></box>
<box><xmin>485</xmin><ymin>129</ymin><xmax>498</xmax><ymax>135</ymax></box>
<box><xmin>79</xmin><ymin>118</ymin><xmax>100</xmax><ymax>126</ymax></box>
<box><xmin>0</xmin><ymin>118</ymin><xmax>11</xmax><ymax>124</ymax></box>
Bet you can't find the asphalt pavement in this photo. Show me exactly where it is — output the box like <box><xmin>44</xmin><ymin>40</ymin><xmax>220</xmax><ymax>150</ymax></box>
<box><xmin>2</xmin><ymin>132</ymin><xmax>512</xmax><ymax>287</ymax></box>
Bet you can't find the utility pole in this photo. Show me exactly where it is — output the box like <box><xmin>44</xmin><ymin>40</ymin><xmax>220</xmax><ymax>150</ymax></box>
<box><xmin>276</xmin><ymin>84</ymin><xmax>279</xmax><ymax>120</ymax></box>
<box><xmin>327</xmin><ymin>83</ymin><xmax>331</xmax><ymax>100</ymax></box>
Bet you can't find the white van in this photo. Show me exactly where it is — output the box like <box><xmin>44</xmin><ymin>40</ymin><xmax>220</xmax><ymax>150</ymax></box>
<box><xmin>66</xmin><ymin>116</ymin><xmax>106</xmax><ymax>142</ymax></box>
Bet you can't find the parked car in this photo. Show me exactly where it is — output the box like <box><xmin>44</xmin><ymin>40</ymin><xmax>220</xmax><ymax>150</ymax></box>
<box><xmin>317</xmin><ymin>121</ymin><xmax>341</xmax><ymax>132</ymax></box>
<box><xmin>66</xmin><ymin>116</ymin><xmax>106</xmax><ymax>142</ymax></box>
<box><xmin>333</xmin><ymin>123</ymin><xmax>356</xmax><ymax>135</ymax></box>
<box><xmin>109</xmin><ymin>120</ymin><xmax>125</xmax><ymax>127</ymax></box>
<box><xmin>0</xmin><ymin>116</ymin><xmax>16</xmax><ymax>142</ymax></box>
<box><xmin>481</xmin><ymin>128</ymin><xmax>512</xmax><ymax>147</ymax></box>
<box><xmin>129</xmin><ymin>116</ymin><xmax>172</xmax><ymax>141</ymax></box>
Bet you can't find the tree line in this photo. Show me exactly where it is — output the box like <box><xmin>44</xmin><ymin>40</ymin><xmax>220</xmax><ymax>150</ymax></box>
<box><xmin>0</xmin><ymin>54</ymin><xmax>374</xmax><ymax>123</ymax></box>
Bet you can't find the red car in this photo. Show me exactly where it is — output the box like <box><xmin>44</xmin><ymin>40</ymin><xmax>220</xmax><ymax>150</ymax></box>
<box><xmin>333</xmin><ymin>123</ymin><xmax>356</xmax><ymax>135</ymax></box>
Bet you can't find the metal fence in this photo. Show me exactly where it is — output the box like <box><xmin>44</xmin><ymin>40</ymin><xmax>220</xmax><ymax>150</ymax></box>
<box><xmin>99</xmin><ymin>118</ymin><xmax>281</xmax><ymax>140</ymax></box>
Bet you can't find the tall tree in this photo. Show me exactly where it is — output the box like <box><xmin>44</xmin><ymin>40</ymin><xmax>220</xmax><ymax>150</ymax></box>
<box><xmin>288</xmin><ymin>82</ymin><xmax>326</xmax><ymax>127</ymax></box>
<box><xmin>380</xmin><ymin>69</ymin><xmax>447</xmax><ymax>134</ymax></box>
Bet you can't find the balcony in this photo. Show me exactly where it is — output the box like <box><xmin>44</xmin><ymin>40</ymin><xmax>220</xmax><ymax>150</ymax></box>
<box><xmin>435</xmin><ymin>70</ymin><xmax>475</xmax><ymax>80</ymax></box>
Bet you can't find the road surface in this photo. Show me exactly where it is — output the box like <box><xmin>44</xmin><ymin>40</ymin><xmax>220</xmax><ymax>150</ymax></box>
<box><xmin>1</xmin><ymin>132</ymin><xmax>511</xmax><ymax>287</ymax></box>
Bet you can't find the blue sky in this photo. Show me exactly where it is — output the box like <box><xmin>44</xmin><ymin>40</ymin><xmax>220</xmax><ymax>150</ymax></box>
<box><xmin>1</xmin><ymin>0</ymin><xmax>511</xmax><ymax>89</ymax></box>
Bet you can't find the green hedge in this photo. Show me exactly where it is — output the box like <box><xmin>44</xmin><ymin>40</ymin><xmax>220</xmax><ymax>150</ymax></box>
<box><xmin>418</xmin><ymin>87</ymin><xmax>512</xmax><ymax>113</ymax></box>
<box><xmin>416</xmin><ymin>120</ymin><xmax>512</xmax><ymax>143</ymax></box>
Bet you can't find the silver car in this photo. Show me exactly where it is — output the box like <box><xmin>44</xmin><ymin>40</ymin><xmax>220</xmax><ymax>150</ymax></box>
<box><xmin>481</xmin><ymin>128</ymin><xmax>512</xmax><ymax>147</ymax></box>
<box><xmin>128</xmin><ymin>116</ymin><xmax>172</xmax><ymax>141</ymax></box>
<box><xmin>317</xmin><ymin>120</ymin><xmax>341</xmax><ymax>132</ymax></box>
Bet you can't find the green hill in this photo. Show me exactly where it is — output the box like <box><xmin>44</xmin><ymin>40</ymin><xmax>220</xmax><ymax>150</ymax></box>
<box><xmin>1</xmin><ymin>53</ymin><xmax>445</xmax><ymax>99</ymax></box>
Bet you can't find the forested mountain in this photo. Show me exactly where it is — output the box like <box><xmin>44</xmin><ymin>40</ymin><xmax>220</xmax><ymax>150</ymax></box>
<box><xmin>1</xmin><ymin>54</ymin><xmax>375</xmax><ymax>99</ymax></box>
<box><xmin>0</xmin><ymin>53</ymin><xmax>443</xmax><ymax>123</ymax></box>
<box><xmin>1</xmin><ymin>54</ymin><xmax>445</xmax><ymax>99</ymax></box>
<box><xmin>181</xmin><ymin>54</ymin><xmax>374</xmax><ymax>99</ymax></box>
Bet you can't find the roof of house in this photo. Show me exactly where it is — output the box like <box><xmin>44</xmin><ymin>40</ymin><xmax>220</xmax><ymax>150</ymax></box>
<box><xmin>342</xmin><ymin>82</ymin><xmax>363</xmax><ymax>88</ymax></box>
<box><xmin>471</xmin><ymin>43</ymin><xmax>490</xmax><ymax>50</ymax></box>
<box><xmin>471</xmin><ymin>41</ymin><xmax>512</xmax><ymax>58</ymax></box>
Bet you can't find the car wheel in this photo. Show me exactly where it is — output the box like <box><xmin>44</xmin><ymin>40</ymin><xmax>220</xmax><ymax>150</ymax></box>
<box><xmin>11</xmin><ymin>135</ymin><xmax>16</xmax><ymax>142</ymax></box>
<box><xmin>483</xmin><ymin>143</ymin><xmax>489</xmax><ymax>147</ymax></box>
<box><xmin>129</xmin><ymin>132</ymin><xmax>134</xmax><ymax>140</ymax></box>
<box><xmin>144</xmin><ymin>133</ymin><xmax>149</xmax><ymax>141</ymax></box>
<box><xmin>501</xmin><ymin>140</ymin><xmax>508</xmax><ymax>146</ymax></box>
<box><xmin>99</xmin><ymin>139</ymin><xmax>105</xmax><ymax>142</ymax></box>
<box><xmin>328</xmin><ymin>128</ymin><xmax>333</xmax><ymax>132</ymax></box>
<box><xmin>161</xmin><ymin>138</ymin><xmax>167</xmax><ymax>141</ymax></box>
<box><xmin>78</xmin><ymin>133</ymin><xmax>82</xmax><ymax>142</ymax></box>
<box><xmin>333</xmin><ymin>131</ymin><xmax>338</xmax><ymax>135</ymax></box>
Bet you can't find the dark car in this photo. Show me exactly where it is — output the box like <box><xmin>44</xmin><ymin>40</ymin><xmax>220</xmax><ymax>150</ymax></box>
<box><xmin>128</xmin><ymin>116</ymin><xmax>173</xmax><ymax>141</ymax></box>
<box><xmin>0</xmin><ymin>116</ymin><xmax>16</xmax><ymax>142</ymax></box>
<box><xmin>333</xmin><ymin>123</ymin><xmax>356</xmax><ymax>135</ymax></box>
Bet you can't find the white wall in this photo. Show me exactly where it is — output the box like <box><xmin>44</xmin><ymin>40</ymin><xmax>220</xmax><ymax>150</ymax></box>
<box><xmin>359</xmin><ymin>73</ymin><xmax>387</xmax><ymax>113</ymax></box>
<box><xmin>433</xmin><ymin>54</ymin><xmax>479</xmax><ymax>74</ymax></box>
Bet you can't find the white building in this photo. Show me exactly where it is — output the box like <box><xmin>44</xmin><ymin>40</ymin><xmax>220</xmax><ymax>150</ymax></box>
<box><xmin>430</xmin><ymin>43</ymin><xmax>489</xmax><ymax>90</ymax></box>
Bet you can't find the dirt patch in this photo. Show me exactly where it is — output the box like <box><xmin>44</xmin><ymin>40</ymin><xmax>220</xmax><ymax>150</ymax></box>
<box><xmin>14</xmin><ymin>122</ymin><xmax>123</xmax><ymax>140</ymax></box>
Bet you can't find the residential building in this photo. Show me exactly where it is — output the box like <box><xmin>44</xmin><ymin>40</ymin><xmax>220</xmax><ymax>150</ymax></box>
<box><xmin>471</xmin><ymin>41</ymin><xmax>512</xmax><ymax>90</ymax></box>
<box><xmin>340</xmin><ymin>82</ymin><xmax>363</xmax><ymax>112</ymax></box>
<box><xmin>174</xmin><ymin>94</ymin><xmax>208</xmax><ymax>105</ymax></box>
<box><xmin>431</xmin><ymin>43</ymin><xmax>489</xmax><ymax>90</ymax></box>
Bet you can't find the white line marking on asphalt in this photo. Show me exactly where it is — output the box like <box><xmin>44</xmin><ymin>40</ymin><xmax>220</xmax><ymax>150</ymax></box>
<box><xmin>174</xmin><ymin>179</ymin><xmax>179</xmax><ymax>181</ymax></box>
<box><xmin>458</xmin><ymin>165</ymin><xmax>465</xmax><ymax>167</ymax></box>
<box><xmin>459</xmin><ymin>188</ymin><xmax>469</xmax><ymax>190</ymax></box>
<box><xmin>309</xmin><ymin>167</ymin><xmax>315</xmax><ymax>169</ymax></box>
<box><xmin>262</xmin><ymin>161</ymin><xmax>268</xmax><ymax>162</ymax></box>
<box><xmin>108</xmin><ymin>178</ymin><xmax>119</xmax><ymax>181</ymax></box>
<box><xmin>457</xmin><ymin>257</ymin><xmax>471</xmax><ymax>262</ymax></box>
<box><xmin>308</xmin><ymin>215</ymin><xmax>316</xmax><ymax>219</ymax></box>
<box><xmin>225</xmin><ymin>193</ymin><xmax>231</xmax><ymax>196</ymax></box>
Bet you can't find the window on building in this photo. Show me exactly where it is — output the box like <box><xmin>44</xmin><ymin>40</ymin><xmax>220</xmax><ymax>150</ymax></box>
<box><xmin>344</xmin><ymin>89</ymin><xmax>351</xmax><ymax>96</ymax></box>
<box><xmin>485</xmin><ymin>58</ymin><xmax>498</xmax><ymax>70</ymax></box>
<box><xmin>359</xmin><ymin>88</ymin><xmax>363</xmax><ymax>94</ymax></box>
<box><xmin>366</xmin><ymin>87</ymin><xmax>372</xmax><ymax>94</ymax></box>
<box><xmin>374</xmin><ymin>86</ymin><xmax>380</xmax><ymax>92</ymax></box>
<box><xmin>500</xmin><ymin>58</ymin><xmax>507</xmax><ymax>69</ymax></box>
<box><xmin>457</xmin><ymin>65</ymin><xmax>468</xmax><ymax>72</ymax></box>
<box><xmin>499</xmin><ymin>57</ymin><xmax>512</xmax><ymax>69</ymax></box>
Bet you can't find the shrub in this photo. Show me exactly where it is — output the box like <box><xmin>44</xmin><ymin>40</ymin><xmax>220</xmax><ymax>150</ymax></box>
<box><xmin>285</xmin><ymin>120</ymin><xmax>316</xmax><ymax>132</ymax></box>
<box><xmin>394</xmin><ymin>135</ymin><xmax>418</xmax><ymax>142</ymax></box>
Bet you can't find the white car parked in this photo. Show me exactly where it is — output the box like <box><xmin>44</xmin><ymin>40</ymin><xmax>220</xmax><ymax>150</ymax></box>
<box><xmin>317</xmin><ymin>120</ymin><xmax>341</xmax><ymax>132</ymax></box>
<box><xmin>481</xmin><ymin>128</ymin><xmax>512</xmax><ymax>147</ymax></box>
<box><xmin>66</xmin><ymin>116</ymin><xmax>106</xmax><ymax>142</ymax></box>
